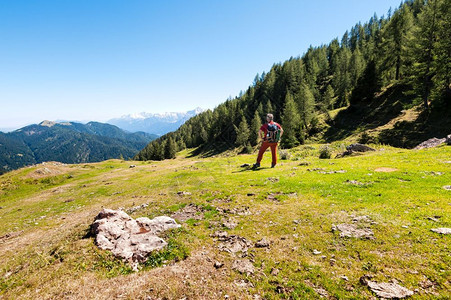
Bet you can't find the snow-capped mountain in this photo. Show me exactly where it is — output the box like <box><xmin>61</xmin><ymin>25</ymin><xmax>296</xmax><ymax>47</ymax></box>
<box><xmin>108</xmin><ymin>107</ymin><xmax>204</xmax><ymax>135</ymax></box>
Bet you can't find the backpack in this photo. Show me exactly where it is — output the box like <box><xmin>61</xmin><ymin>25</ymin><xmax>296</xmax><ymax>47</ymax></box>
<box><xmin>266</xmin><ymin>123</ymin><xmax>280</xmax><ymax>143</ymax></box>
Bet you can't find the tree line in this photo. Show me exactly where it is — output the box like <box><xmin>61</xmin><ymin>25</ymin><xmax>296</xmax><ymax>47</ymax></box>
<box><xmin>136</xmin><ymin>0</ymin><xmax>450</xmax><ymax>161</ymax></box>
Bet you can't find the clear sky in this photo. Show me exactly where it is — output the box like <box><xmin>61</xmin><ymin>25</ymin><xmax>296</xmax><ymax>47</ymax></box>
<box><xmin>0</xmin><ymin>0</ymin><xmax>403</xmax><ymax>129</ymax></box>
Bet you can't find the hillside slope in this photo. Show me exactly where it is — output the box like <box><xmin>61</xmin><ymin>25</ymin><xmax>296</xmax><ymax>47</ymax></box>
<box><xmin>136</xmin><ymin>0</ymin><xmax>450</xmax><ymax>160</ymax></box>
<box><xmin>1</xmin><ymin>144</ymin><xmax>450</xmax><ymax>299</ymax></box>
<box><xmin>0</xmin><ymin>121</ymin><xmax>157</xmax><ymax>174</ymax></box>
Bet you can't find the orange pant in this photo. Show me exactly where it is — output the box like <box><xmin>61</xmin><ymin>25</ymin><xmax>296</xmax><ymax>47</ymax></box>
<box><xmin>256</xmin><ymin>141</ymin><xmax>278</xmax><ymax>165</ymax></box>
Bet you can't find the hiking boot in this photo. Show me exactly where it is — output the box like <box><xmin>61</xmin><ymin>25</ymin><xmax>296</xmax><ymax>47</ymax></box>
<box><xmin>271</xmin><ymin>163</ymin><xmax>276</xmax><ymax>168</ymax></box>
<box><xmin>252</xmin><ymin>163</ymin><xmax>260</xmax><ymax>169</ymax></box>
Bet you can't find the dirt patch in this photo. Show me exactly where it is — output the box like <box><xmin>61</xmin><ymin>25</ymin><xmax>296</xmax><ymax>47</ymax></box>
<box><xmin>211</xmin><ymin>231</ymin><xmax>252</xmax><ymax>255</ymax></box>
<box><xmin>24</xmin><ymin>250</ymin><xmax>248</xmax><ymax>299</ymax></box>
<box><xmin>304</xmin><ymin>280</ymin><xmax>329</xmax><ymax>298</ymax></box>
<box><xmin>345</xmin><ymin>180</ymin><xmax>373</xmax><ymax>186</ymax></box>
<box><xmin>375</xmin><ymin>167</ymin><xmax>398</xmax><ymax>172</ymax></box>
<box><xmin>171</xmin><ymin>204</ymin><xmax>205</xmax><ymax>222</ymax></box>
<box><xmin>332</xmin><ymin>223</ymin><xmax>374</xmax><ymax>239</ymax></box>
<box><xmin>231</xmin><ymin>259</ymin><xmax>254</xmax><ymax>275</ymax></box>
<box><xmin>0</xmin><ymin>230</ymin><xmax>24</xmax><ymax>243</ymax></box>
<box><xmin>332</xmin><ymin>215</ymin><xmax>375</xmax><ymax>239</ymax></box>
<box><xmin>25</xmin><ymin>162</ymin><xmax>75</xmax><ymax>179</ymax></box>
<box><xmin>217</xmin><ymin>206</ymin><xmax>251</xmax><ymax>216</ymax></box>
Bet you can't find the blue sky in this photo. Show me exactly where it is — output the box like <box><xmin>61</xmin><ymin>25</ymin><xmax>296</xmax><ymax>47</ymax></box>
<box><xmin>0</xmin><ymin>0</ymin><xmax>403</xmax><ymax>129</ymax></box>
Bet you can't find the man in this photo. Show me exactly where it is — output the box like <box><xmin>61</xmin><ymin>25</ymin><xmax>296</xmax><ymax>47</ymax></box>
<box><xmin>253</xmin><ymin>113</ymin><xmax>283</xmax><ymax>169</ymax></box>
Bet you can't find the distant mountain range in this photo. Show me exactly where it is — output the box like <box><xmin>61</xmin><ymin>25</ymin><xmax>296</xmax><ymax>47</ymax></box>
<box><xmin>108</xmin><ymin>107</ymin><xmax>204</xmax><ymax>135</ymax></box>
<box><xmin>0</xmin><ymin>121</ymin><xmax>157</xmax><ymax>174</ymax></box>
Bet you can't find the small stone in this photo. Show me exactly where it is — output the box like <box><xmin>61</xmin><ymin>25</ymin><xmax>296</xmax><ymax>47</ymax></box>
<box><xmin>312</xmin><ymin>249</ymin><xmax>321</xmax><ymax>255</ymax></box>
<box><xmin>177</xmin><ymin>191</ymin><xmax>192</xmax><ymax>196</ymax></box>
<box><xmin>214</xmin><ymin>261</ymin><xmax>224</xmax><ymax>269</ymax></box>
<box><xmin>255</xmin><ymin>237</ymin><xmax>270</xmax><ymax>248</ymax></box>
<box><xmin>270</xmin><ymin>268</ymin><xmax>280</xmax><ymax>276</ymax></box>
<box><xmin>340</xmin><ymin>275</ymin><xmax>349</xmax><ymax>281</ymax></box>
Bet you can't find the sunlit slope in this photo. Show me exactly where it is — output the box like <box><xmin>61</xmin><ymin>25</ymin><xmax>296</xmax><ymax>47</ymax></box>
<box><xmin>1</xmin><ymin>145</ymin><xmax>450</xmax><ymax>299</ymax></box>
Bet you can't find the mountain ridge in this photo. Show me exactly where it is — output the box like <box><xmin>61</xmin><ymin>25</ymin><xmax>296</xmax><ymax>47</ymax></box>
<box><xmin>108</xmin><ymin>107</ymin><xmax>204</xmax><ymax>135</ymax></box>
<box><xmin>0</xmin><ymin>121</ymin><xmax>157</xmax><ymax>174</ymax></box>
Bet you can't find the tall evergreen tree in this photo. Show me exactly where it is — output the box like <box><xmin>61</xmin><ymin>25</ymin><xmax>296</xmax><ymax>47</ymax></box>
<box><xmin>281</xmin><ymin>92</ymin><xmax>301</xmax><ymax>148</ymax></box>
<box><xmin>250</xmin><ymin>110</ymin><xmax>261</xmax><ymax>146</ymax></box>
<box><xmin>380</xmin><ymin>3</ymin><xmax>414</xmax><ymax>82</ymax></box>
<box><xmin>265</xmin><ymin>100</ymin><xmax>274</xmax><ymax>115</ymax></box>
<box><xmin>349</xmin><ymin>47</ymin><xmax>365</xmax><ymax>86</ymax></box>
<box><xmin>409</xmin><ymin>0</ymin><xmax>441</xmax><ymax>109</ymax></box>
<box><xmin>323</xmin><ymin>85</ymin><xmax>335</xmax><ymax>110</ymax></box>
<box><xmin>164</xmin><ymin>137</ymin><xmax>176</xmax><ymax>159</ymax></box>
<box><xmin>297</xmin><ymin>83</ymin><xmax>315</xmax><ymax>129</ymax></box>
<box><xmin>234</xmin><ymin>116</ymin><xmax>250</xmax><ymax>147</ymax></box>
<box><xmin>432</xmin><ymin>0</ymin><xmax>451</xmax><ymax>104</ymax></box>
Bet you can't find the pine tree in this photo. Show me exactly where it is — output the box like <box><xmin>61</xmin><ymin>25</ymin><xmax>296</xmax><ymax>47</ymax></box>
<box><xmin>297</xmin><ymin>83</ymin><xmax>315</xmax><ymax>129</ymax></box>
<box><xmin>351</xmin><ymin>59</ymin><xmax>381</xmax><ymax>103</ymax></box>
<box><xmin>349</xmin><ymin>47</ymin><xmax>365</xmax><ymax>86</ymax></box>
<box><xmin>432</xmin><ymin>0</ymin><xmax>451</xmax><ymax>104</ymax></box>
<box><xmin>256</xmin><ymin>103</ymin><xmax>264</xmax><ymax>122</ymax></box>
<box><xmin>265</xmin><ymin>100</ymin><xmax>274</xmax><ymax>115</ymax></box>
<box><xmin>323</xmin><ymin>85</ymin><xmax>335</xmax><ymax>110</ymax></box>
<box><xmin>153</xmin><ymin>142</ymin><xmax>164</xmax><ymax>160</ymax></box>
<box><xmin>281</xmin><ymin>92</ymin><xmax>301</xmax><ymax>148</ymax></box>
<box><xmin>380</xmin><ymin>3</ymin><xmax>414</xmax><ymax>82</ymax></box>
<box><xmin>334</xmin><ymin>47</ymin><xmax>352</xmax><ymax>107</ymax></box>
<box><xmin>250</xmin><ymin>110</ymin><xmax>261</xmax><ymax>146</ymax></box>
<box><xmin>164</xmin><ymin>137</ymin><xmax>176</xmax><ymax>159</ymax></box>
<box><xmin>234</xmin><ymin>116</ymin><xmax>250</xmax><ymax>147</ymax></box>
<box><xmin>409</xmin><ymin>0</ymin><xmax>441</xmax><ymax>109</ymax></box>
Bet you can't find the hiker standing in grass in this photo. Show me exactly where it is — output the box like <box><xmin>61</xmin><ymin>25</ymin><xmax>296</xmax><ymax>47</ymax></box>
<box><xmin>253</xmin><ymin>113</ymin><xmax>283</xmax><ymax>169</ymax></box>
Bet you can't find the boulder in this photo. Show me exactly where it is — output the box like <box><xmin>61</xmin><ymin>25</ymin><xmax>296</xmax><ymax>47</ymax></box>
<box><xmin>414</xmin><ymin>137</ymin><xmax>446</xmax><ymax>149</ymax></box>
<box><xmin>91</xmin><ymin>208</ymin><xmax>180</xmax><ymax>270</ymax></box>
<box><xmin>447</xmin><ymin>134</ymin><xmax>451</xmax><ymax>145</ymax></box>
<box><xmin>336</xmin><ymin>143</ymin><xmax>375</xmax><ymax>158</ymax></box>
<box><xmin>346</xmin><ymin>143</ymin><xmax>376</xmax><ymax>152</ymax></box>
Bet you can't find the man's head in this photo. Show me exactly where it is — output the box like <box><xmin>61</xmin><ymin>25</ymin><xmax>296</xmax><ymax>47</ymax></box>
<box><xmin>266</xmin><ymin>113</ymin><xmax>274</xmax><ymax>122</ymax></box>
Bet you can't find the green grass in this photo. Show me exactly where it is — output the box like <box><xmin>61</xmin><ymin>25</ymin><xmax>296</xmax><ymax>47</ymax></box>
<box><xmin>0</xmin><ymin>146</ymin><xmax>450</xmax><ymax>299</ymax></box>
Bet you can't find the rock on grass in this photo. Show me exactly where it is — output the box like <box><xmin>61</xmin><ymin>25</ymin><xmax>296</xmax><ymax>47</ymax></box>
<box><xmin>361</xmin><ymin>276</ymin><xmax>414</xmax><ymax>299</ymax></box>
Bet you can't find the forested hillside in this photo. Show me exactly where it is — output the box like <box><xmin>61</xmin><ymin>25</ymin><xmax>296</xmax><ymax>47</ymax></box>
<box><xmin>136</xmin><ymin>0</ymin><xmax>450</xmax><ymax>161</ymax></box>
<box><xmin>0</xmin><ymin>121</ymin><xmax>157</xmax><ymax>174</ymax></box>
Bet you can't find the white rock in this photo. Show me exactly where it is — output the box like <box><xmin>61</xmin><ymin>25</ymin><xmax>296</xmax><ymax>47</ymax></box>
<box><xmin>431</xmin><ymin>228</ymin><xmax>451</xmax><ymax>235</ymax></box>
<box><xmin>91</xmin><ymin>208</ymin><xmax>180</xmax><ymax>267</ymax></box>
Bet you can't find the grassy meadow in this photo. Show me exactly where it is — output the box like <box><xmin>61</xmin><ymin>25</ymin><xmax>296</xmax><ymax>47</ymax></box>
<box><xmin>0</xmin><ymin>144</ymin><xmax>450</xmax><ymax>299</ymax></box>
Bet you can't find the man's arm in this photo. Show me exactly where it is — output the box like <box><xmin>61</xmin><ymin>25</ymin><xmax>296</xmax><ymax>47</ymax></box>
<box><xmin>258</xmin><ymin>129</ymin><xmax>265</xmax><ymax>140</ymax></box>
<box><xmin>278</xmin><ymin>124</ymin><xmax>284</xmax><ymax>137</ymax></box>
